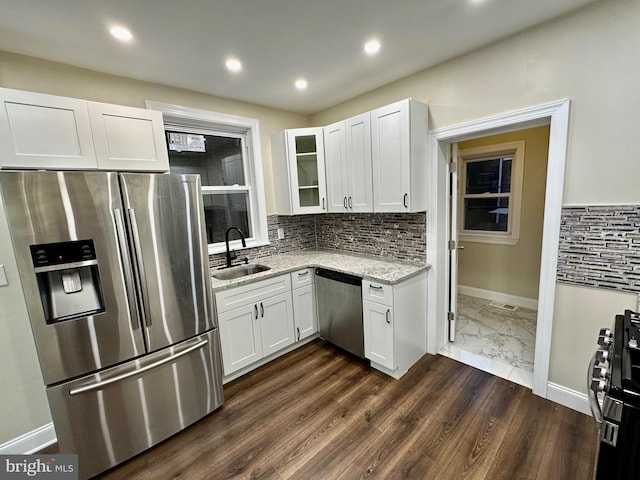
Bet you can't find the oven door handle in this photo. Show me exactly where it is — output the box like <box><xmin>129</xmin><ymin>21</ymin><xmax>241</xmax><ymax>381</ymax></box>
<box><xmin>587</xmin><ymin>351</ymin><xmax>603</xmax><ymax>425</ymax></box>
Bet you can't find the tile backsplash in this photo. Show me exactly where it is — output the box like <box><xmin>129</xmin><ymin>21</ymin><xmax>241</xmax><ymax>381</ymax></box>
<box><xmin>557</xmin><ymin>205</ymin><xmax>640</xmax><ymax>293</ymax></box>
<box><xmin>315</xmin><ymin>213</ymin><xmax>426</xmax><ymax>263</ymax></box>
<box><xmin>209</xmin><ymin>212</ymin><xmax>427</xmax><ymax>268</ymax></box>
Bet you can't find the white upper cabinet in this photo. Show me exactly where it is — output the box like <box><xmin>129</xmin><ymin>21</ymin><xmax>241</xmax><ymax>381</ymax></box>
<box><xmin>345</xmin><ymin>113</ymin><xmax>373</xmax><ymax>212</ymax></box>
<box><xmin>272</xmin><ymin>127</ymin><xmax>327</xmax><ymax>215</ymax></box>
<box><xmin>323</xmin><ymin>120</ymin><xmax>348</xmax><ymax>213</ymax></box>
<box><xmin>0</xmin><ymin>87</ymin><xmax>97</xmax><ymax>169</ymax></box>
<box><xmin>324</xmin><ymin>113</ymin><xmax>374</xmax><ymax>214</ymax></box>
<box><xmin>88</xmin><ymin>102</ymin><xmax>169</xmax><ymax>172</ymax></box>
<box><xmin>0</xmin><ymin>87</ymin><xmax>169</xmax><ymax>172</ymax></box>
<box><xmin>371</xmin><ymin>99</ymin><xmax>428</xmax><ymax>213</ymax></box>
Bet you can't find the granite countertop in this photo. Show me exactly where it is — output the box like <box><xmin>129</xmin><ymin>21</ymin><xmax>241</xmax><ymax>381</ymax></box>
<box><xmin>210</xmin><ymin>249</ymin><xmax>429</xmax><ymax>292</ymax></box>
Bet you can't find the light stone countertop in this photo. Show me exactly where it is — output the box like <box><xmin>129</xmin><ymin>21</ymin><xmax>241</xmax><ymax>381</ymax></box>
<box><xmin>210</xmin><ymin>249</ymin><xmax>429</xmax><ymax>292</ymax></box>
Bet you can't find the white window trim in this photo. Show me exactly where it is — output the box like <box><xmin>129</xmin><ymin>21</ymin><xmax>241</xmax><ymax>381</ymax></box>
<box><xmin>146</xmin><ymin>101</ymin><xmax>269</xmax><ymax>254</ymax></box>
<box><xmin>458</xmin><ymin>140</ymin><xmax>525</xmax><ymax>245</ymax></box>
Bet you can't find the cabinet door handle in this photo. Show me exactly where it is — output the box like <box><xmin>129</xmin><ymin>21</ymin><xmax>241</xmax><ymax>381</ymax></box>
<box><xmin>260</xmin><ymin>302</ymin><xmax>264</xmax><ymax>318</ymax></box>
<box><xmin>298</xmin><ymin>271</ymin><xmax>309</xmax><ymax>277</ymax></box>
<box><xmin>386</xmin><ymin>309</ymin><xmax>391</xmax><ymax>324</ymax></box>
<box><xmin>403</xmin><ymin>193</ymin><xmax>408</xmax><ymax>208</ymax></box>
<box><xmin>348</xmin><ymin>196</ymin><xmax>352</xmax><ymax>209</ymax></box>
<box><xmin>297</xmin><ymin>327</ymin><xmax>300</xmax><ymax>341</ymax></box>
<box><xmin>322</xmin><ymin>198</ymin><xmax>326</xmax><ymax>210</ymax></box>
<box><xmin>254</xmin><ymin>304</ymin><xmax>258</xmax><ymax>320</ymax></box>
<box><xmin>369</xmin><ymin>285</ymin><xmax>384</xmax><ymax>291</ymax></box>
<box><xmin>343</xmin><ymin>197</ymin><xmax>347</xmax><ymax>209</ymax></box>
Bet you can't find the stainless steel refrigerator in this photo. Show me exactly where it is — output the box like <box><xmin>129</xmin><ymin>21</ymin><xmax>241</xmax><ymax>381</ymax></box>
<box><xmin>0</xmin><ymin>171</ymin><xmax>224</xmax><ymax>479</ymax></box>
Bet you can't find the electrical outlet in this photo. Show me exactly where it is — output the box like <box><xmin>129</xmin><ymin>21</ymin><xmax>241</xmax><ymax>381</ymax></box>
<box><xmin>277</xmin><ymin>228</ymin><xmax>285</xmax><ymax>240</ymax></box>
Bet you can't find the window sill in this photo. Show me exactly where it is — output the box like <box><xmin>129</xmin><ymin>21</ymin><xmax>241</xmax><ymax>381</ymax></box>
<box><xmin>459</xmin><ymin>233</ymin><xmax>519</xmax><ymax>245</ymax></box>
<box><xmin>207</xmin><ymin>238</ymin><xmax>271</xmax><ymax>256</ymax></box>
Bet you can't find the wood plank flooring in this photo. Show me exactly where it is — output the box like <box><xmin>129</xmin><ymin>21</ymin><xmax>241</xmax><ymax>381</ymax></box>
<box><xmin>80</xmin><ymin>340</ymin><xmax>598</xmax><ymax>479</ymax></box>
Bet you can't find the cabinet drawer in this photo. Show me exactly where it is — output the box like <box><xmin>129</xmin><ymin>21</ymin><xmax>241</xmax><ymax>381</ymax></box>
<box><xmin>362</xmin><ymin>280</ymin><xmax>393</xmax><ymax>306</ymax></box>
<box><xmin>291</xmin><ymin>268</ymin><xmax>314</xmax><ymax>288</ymax></box>
<box><xmin>215</xmin><ymin>274</ymin><xmax>291</xmax><ymax>313</ymax></box>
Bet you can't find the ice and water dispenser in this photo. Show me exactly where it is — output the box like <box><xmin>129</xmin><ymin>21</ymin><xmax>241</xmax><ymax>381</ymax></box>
<box><xmin>30</xmin><ymin>240</ymin><xmax>105</xmax><ymax>323</ymax></box>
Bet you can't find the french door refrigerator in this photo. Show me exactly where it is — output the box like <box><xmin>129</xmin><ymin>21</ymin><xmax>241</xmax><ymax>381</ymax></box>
<box><xmin>0</xmin><ymin>171</ymin><xmax>223</xmax><ymax>479</ymax></box>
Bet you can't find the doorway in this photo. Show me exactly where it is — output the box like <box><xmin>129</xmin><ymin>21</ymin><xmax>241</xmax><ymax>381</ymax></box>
<box><xmin>443</xmin><ymin>126</ymin><xmax>550</xmax><ymax>388</ymax></box>
<box><xmin>426</xmin><ymin>99</ymin><xmax>570</xmax><ymax>398</ymax></box>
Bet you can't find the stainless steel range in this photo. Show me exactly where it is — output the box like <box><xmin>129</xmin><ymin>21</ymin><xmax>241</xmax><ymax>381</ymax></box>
<box><xmin>0</xmin><ymin>171</ymin><xmax>224</xmax><ymax>479</ymax></box>
<box><xmin>588</xmin><ymin>309</ymin><xmax>640</xmax><ymax>479</ymax></box>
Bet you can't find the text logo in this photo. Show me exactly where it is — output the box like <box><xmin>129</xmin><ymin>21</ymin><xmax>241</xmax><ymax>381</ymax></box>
<box><xmin>0</xmin><ymin>455</ymin><xmax>77</xmax><ymax>480</ymax></box>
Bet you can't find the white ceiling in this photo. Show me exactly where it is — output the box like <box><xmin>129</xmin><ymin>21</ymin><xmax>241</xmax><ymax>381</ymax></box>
<box><xmin>0</xmin><ymin>0</ymin><xmax>597</xmax><ymax>114</ymax></box>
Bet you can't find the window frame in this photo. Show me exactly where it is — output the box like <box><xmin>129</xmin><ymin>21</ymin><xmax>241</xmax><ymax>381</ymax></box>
<box><xmin>458</xmin><ymin>140</ymin><xmax>525</xmax><ymax>245</ymax></box>
<box><xmin>146</xmin><ymin>101</ymin><xmax>269</xmax><ymax>254</ymax></box>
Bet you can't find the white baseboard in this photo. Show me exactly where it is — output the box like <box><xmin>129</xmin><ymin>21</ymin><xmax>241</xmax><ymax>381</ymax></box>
<box><xmin>458</xmin><ymin>285</ymin><xmax>538</xmax><ymax>310</ymax></box>
<box><xmin>546</xmin><ymin>382</ymin><xmax>591</xmax><ymax>416</ymax></box>
<box><xmin>0</xmin><ymin>423</ymin><xmax>57</xmax><ymax>454</ymax></box>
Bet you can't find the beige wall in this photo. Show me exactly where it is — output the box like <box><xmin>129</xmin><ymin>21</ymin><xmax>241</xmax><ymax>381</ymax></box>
<box><xmin>456</xmin><ymin>126</ymin><xmax>549</xmax><ymax>299</ymax></box>
<box><xmin>0</xmin><ymin>200</ymin><xmax>52</xmax><ymax>445</ymax></box>
<box><xmin>310</xmin><ymin>0</ymin><xmax>640</xmax><ymax>393</ymax></box>
<box><xmin>0</xmin><ymin>50</ymin><xmax>311</xmax><ymax>215</ymax></box>
<box><xmin>311</xmin><ymin>0</ymin><xmax>640</xmax><ymax>207</ymax></box>
<box><xmin>552</xmin><ymin>284</ymin><xmax>636</xmax><ymax>392</ymax></box>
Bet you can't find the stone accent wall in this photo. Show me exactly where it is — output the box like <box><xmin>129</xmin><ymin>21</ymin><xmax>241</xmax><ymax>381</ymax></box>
<box><xmin>316</xmin><ymin>213</ymin><xmax>427</xmax><ymax>263</ymax></box>
<box><xmin>208</xmin><ymin>215</ymin><xmax>316</xmax><ymax>269</ymax></box>
<box><xmin>209</xmin><ymin>212</ymin><xmax>427</xmax><ymax>268</ymax></box>
<box><xmin>557</xmin><ymin>205</ymin><xmax>640</xmax><ymax>293</ymax></box>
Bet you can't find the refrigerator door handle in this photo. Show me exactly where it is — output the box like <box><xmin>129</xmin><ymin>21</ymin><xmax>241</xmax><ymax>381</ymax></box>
<box><xmin>113</xmin><ymin>208</ymin><xmax>141</xmax><ymax>330</ymax></box>
<box><xmin>69</xmin><ymin>338</ymin><xmax>209</xmax><ymax>396</ymax></box>
<box><xmin>127</xmin><ymin>207</ymin><xmax>152</xmax><ymax>327</ymax></box>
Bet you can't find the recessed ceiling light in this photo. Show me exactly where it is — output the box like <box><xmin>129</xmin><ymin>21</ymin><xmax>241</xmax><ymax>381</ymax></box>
<box><xmin>295</xmin><ymin>79</ymin><xmax>308</xmax><ymax>91</ymax></box>
<box><xmin>109</xmin><ymin>26</ymin><xmax>133</xmax><ymax>42</ymax></box>
<box><xmin>225</xmin><ymin>58</ymin><xmax>242</xmax><ymax>72</ymax></box>
<box><xmin>364</xmin><ymin>39</ymin><xmax>381</xmax><ymax>55</ymax></box>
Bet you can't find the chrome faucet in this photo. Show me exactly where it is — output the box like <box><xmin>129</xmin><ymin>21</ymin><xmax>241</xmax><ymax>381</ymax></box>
<box><xmin>224</xmin><ymin>227</ymin><xmax>246</xmax><ymax>268</ymax></box>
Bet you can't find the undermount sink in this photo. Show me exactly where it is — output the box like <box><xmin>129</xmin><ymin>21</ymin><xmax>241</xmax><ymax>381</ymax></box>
<box><xmin>213</xmin><ymin>264</ymin><xmax>271</xmax><ymax>280</ymax></box>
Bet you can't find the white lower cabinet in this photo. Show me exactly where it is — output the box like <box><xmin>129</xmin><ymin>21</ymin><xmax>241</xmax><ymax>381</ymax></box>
<box><xmin>217</xmin><ymin>303</ymin><xmax>263</xmax><ymax>375</ymax></box>
<box><xmin>363</xmin><ymin>300</ymin><xmax>394</xmax><ymax>370</ymax></box>
<box><xmin>260</xmin><ymin>291</ymin><xmax>296</xmax><ymax>356</ymax></box>
<box><xmin>216</xmin><ymin>275</ymin><xmax>294</xmax><ymax>376</ymax></box>
<box><xmin>362</xmin><ymin>271</ymin><xmax>427</xmax><ymax>379</ymax></box>
<box><xmin>291</xmin><ymin>268</ymin><xmax>317</xmax><ymax>341</ymax></box>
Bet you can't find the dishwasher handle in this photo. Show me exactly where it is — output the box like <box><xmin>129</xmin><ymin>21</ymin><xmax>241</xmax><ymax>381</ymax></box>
<box><xmin>315</xmin><ymin>267</ymin><xmax>362</xmax><ymax>286</ymax></box>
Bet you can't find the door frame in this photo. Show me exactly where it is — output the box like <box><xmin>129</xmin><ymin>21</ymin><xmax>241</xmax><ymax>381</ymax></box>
<box><xmin>426</xmin><ymin>99</ymin><xmax>570</xmax><ymax>398</ymax></box>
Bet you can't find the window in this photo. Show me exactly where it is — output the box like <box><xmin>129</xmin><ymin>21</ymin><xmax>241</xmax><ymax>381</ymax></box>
<box><xmin>458</xmin><ymin>141</ymin><xmax>525</xmax><ymax>245</ymax></box>
<box><xmin>146</xmin><ymin>101</ymin><xmax>268</xmax><ymax>254</ymax></box>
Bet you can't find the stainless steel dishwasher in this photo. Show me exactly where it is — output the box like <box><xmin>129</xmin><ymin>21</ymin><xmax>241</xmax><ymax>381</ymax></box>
<box><xmin>315</xmin><ymin>268</ymin><xmax>364</xmax><ymax>358</ymax></box>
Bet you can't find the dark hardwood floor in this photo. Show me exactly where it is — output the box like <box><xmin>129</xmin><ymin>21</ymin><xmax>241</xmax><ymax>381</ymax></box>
<box><xmin>58</xmin><ymin>340</ymin><xmax>597</xmax><ymax>479</ymax></box>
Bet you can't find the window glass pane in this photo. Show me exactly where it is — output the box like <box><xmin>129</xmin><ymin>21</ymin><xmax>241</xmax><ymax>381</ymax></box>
<box><xmin>202</xmin><ymin>193</ymin><xmax>251</xmax><ymax>244</ymax></box>
<box><xmin>466</xmin><ymin>158</ymin><xmax>512</xmax><ymax>194</ymax></box>
<box><xmin>464</xmin><ymin>197</ymin><xmax>510</xmax><ymax>232</ymax></box>
<box><xmin>167</xmin><ymin>131</ymin><xmax>245</xmax><ymax>187</ymax></box>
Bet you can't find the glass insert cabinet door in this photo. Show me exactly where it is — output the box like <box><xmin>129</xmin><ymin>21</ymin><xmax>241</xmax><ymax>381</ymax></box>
<box><xmin>286</xmin><ymin>128</ymin><xmax>326</xmax><ymax>213</ymax></box>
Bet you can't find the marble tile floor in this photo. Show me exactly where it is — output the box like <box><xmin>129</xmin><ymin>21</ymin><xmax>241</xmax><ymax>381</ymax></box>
<box><xmin>439</xmin><ymin>294</ymin><xmax>537</xmax><ymax>389</ymax></box>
